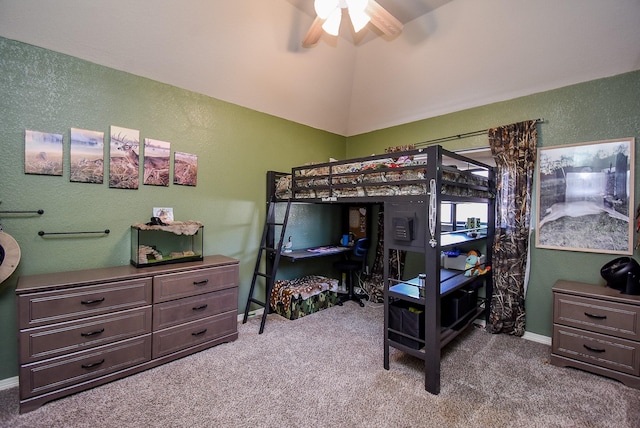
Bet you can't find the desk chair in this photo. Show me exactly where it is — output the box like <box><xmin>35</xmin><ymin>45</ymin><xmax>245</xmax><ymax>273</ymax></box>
<box><xmin>334</xmin><ymin>238</ymin><xmax>369</xmax><ymax>307</ymax></box>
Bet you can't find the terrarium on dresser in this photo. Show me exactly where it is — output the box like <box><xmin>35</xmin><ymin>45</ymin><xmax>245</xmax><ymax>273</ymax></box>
<box><xmin>130</xmin><ymin>220</ymin><xmax>203</xmax><ymax>267</ymax></box>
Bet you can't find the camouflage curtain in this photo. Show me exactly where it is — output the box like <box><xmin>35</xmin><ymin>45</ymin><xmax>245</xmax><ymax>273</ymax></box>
<box><xmin>487</xmin><ymin>120</ymin><xmax>538</xmax><ymax>336</ymax></box>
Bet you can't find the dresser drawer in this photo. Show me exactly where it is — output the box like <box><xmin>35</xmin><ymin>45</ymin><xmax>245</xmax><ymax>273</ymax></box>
<box><xmin>153</xmin><ymin>265</ymin><xmax>238</xmax><ymax>303</ymax></box>
<box><xmin>19</xmin><ymin>335</ymin><xmax>152</xmax><ymax>399</ymax></box>
<box><xmin>554</xmin><ymin>293</ymin><xmax>640</xmax><ymax>341</ymax></box>
<box><xmin>553</xmin><ymin>324</ymin><xmax>640</xmax><ymax>376</ymax></box>
<box><xmin>152</xmin><ymin>311</ymin><xmax>237</xmax><ymax>358</ymax></box>
<box><xmin>153</xmin><ymin>288</ymin><xmax>237</xmax><ymax>330</ymax></box>
<box><xmin>18</xmin><ymin>278</ymin><xmax>153</xmax><ymax>329</ymax></box>
<box><xmin>19</xmin><ymin>307</ymin><xmax>152</xmax><ymax>364</ymax></box>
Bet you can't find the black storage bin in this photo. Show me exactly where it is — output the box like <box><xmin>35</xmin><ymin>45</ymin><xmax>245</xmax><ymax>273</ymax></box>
<box><xmin>441</xmin><ymin>280</ymin><xmax>482</xmax><ymax>327</ymax></box>
<box><xmin>388</xmin><ymin>300</ymin><xmax>424</xmax><ymax>349</ymax></box>
<box><xmin>441</xmin><ymin>290</ymin><xmax>468</xmax><ymax>327</ymax></box>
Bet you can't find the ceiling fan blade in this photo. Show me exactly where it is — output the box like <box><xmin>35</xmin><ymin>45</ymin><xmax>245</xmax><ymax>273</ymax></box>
<box><xmin>365</xmin><ymin>0</ymin><xmax>403</xmax><ymax>36</ymax></box>
<box><xmin>302</xmin><ymin>16</ymin><xmax>326</xmax><ymax>47</ymax></box>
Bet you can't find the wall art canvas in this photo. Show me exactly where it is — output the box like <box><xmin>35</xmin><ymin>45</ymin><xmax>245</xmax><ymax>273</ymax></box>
<box><xmin>536</xmin><ymin>138</ymin><xmax>635</xmax><ymax>254</ymax></box>
<box><xmin>24</xmin><ymin>130</ymin><xmax>63</xmax><ymax>176</ymax></box>
<box><xmin>143</xmin><ymin>138</ymin><xmax>171</xmax><ymax>186</ymax></box>
<box><xmin>70</xmin><ymin>128</ymin><xmax>104</xmax><ymax>183</ymax></box>
<box><xmin>109</xmin><ymin>125</ymin><xmax>140</xmax><ymax>189</ymax></box>
<box><xmin>174</xmin><ymin>151</ymin><xmax>198</xmax><ymax>186</ymax></box>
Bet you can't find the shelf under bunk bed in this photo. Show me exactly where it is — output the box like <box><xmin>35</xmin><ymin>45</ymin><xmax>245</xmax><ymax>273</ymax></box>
<box><xmin>386</xmin><ymin>270</ymin><xmax>488</xmax><ymax>354</ymax></box>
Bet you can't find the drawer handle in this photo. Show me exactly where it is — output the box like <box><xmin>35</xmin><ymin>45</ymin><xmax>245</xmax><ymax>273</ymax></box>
<box><xmin>81</xmin><ymin>328</ymin><xmax>105</xmax><ymax>337</ymax></box>
<box><xmin>192</xmin><ymin>329</ymin><xmax>208</xmax><ymax>336</ymax></box>
<box><xmin>583</xmin><ymin>344</ymin><xmax>606</xmax><ymax>353</ymax></box>
<box><xmin>193</xmin><ymin>279</ymin><xmax>209</xmax><ymax>286</ymax></box>
<box><xmin>81</xmin><ymin>359</ymin><xmax>105</xmax><ymax>369</ymax></box>
<box><xmin>584</xmin><ymin>312</ymin><xmax>607</xmax><ymax>320</ymax></box>
<box><xmin>81</xmin><ymin>297</ymin><xmax>105</xmax><ymax>305</ymax></box>
<box><xmin>193</xmin><ymin>304</ymin><xmax>209</xmax><ymax>311</ymax></box>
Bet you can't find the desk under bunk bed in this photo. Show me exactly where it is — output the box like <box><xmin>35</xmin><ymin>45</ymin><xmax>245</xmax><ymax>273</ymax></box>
<box><xmin>265</xmin><ymin>144</ymin><xmax>496</xmax><ymax>393</ymax></box>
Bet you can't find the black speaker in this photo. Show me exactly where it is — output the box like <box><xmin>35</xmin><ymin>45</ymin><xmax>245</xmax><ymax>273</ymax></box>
<box><xmin>601</xmin><ymin>257</ymin><xmax>640</xmax><ymax>295</ymax></box>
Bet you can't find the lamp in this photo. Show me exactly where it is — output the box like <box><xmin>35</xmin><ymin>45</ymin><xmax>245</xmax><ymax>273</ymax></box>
<box><xmin>314</xmin><ymin>0</ymin><xmax>371</xmax><ymax>35</ymax></box>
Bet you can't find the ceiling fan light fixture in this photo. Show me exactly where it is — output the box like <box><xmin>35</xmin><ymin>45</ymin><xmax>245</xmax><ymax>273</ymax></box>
<box><xmin>314</xmin><ymin>0</ymin><xmax>339</xmax><ymax>20</ymax></box>
<box><xmin>348</xmin><ymin>8</ymin><xmax>370</xmax><ymax>32</ymax></box>
<box><xmin>322</xmin><ymin>7</ymin><xmax>342</xmax><ymax>36</ymax></box>
<box><xmin>346</xmin><ymin>0</ymin><xmax>368</xmax><ymax>11</ymax></box>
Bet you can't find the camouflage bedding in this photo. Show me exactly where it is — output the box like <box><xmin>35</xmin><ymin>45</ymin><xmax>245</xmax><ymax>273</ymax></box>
<box><xmin>274</xmin><ymin>153</ymin><xmax>491</xmax><ymax>200</ymax></box>
<box><xmin>270</xmin><ymin>275</ymin><xmax>339</xmax><ymax>320</ymax></box>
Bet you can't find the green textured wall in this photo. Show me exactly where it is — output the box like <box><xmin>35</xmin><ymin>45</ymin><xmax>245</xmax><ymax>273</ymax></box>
<box><xmin>1</xmin><ymin>35</ymin><xmax>639</xmax><ymax>382</ymax></box>
<box><xmin>347</xmin><ymin>70</ymin><xmax>640</xmax><ymax>339</ymax></box>
<box><xmin>0</xmin><ymin>38</ymin><xmax>345</xmax><ymax>380</ymax></box>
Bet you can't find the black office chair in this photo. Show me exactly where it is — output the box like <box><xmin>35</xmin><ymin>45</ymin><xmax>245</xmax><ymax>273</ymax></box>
<box><xmin>334</xmin><ymin>237</ymin><xmax>369</xmax><ymax>307</ymax></box>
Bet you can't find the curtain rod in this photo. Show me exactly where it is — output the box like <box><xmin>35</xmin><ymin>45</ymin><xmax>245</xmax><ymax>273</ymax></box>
<box><xmin>415</xmin><ymin>118</ymin><xmax>544</xmax><ymax>148</ymax></box>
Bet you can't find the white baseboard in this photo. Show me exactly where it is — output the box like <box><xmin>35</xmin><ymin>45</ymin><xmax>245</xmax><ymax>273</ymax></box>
<box><xmin>0</xmin><ymin>376</ymin><xmax>18</xmax><ymax>391</ymax></box>
<box><xmin>474</xmin><ymin>319</ymin><xmax>552</xmax><ymax>346</ymax></box>
<box><xmin>522</xmin><ymin>331</ymin><xmax>552</xmax><ymax>346</ymax></box>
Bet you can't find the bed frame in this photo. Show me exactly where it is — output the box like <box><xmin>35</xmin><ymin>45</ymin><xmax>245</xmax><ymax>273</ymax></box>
<box><xmin>265</xmin><ymin>144</ymin><xmax>496</xmax><ymax>394</ymax></box>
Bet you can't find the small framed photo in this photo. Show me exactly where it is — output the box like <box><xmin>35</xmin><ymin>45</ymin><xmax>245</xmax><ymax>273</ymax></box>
<box><xmin>536</xmin><ymin>137</ymin><xmax>635</xmax><ymax>254</ymax></box>
<box><xmin>153</xmin><ymin>207</ymin><xmax>174</xmax><ymax>224</ymax></box>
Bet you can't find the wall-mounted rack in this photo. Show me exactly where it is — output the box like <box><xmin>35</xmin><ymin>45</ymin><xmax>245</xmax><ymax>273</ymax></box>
<box><xmin>0</xmin><ymin>209</ymin><xmax>44</xmax><ymax>215</ymax></box>
<box><xmin>38</xmin><ymin>229</ymin><xmax>110</xmax><ymax>237</ymax></box>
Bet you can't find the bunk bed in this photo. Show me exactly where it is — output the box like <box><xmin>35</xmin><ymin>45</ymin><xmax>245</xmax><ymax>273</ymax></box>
<box><xmin>262</xmin><ymin>145</ymin><xmax>496</xmax><ymax>394</ymax></box>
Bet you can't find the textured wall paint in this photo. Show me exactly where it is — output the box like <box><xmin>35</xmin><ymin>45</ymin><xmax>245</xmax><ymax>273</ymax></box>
<box><xmin>0</xmin><ymin>38</ymin><xmax>345</xmax><ymax>380</ymax></box>
<box><xmin>1</xmin><ymin>36</ymin><xmax>639</xmax><ymax>381</ymax></box>
<box><xmin>347</xmin><ymin>70</ymin><xmax>640</xmax><ymax>338</ymax></box>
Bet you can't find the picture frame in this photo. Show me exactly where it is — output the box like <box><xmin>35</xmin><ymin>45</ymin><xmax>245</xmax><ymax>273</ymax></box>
<box><xmin>24</xmin><ymin>130</ymin><xmax>63</xmax><ymax>176</ymax></box>
<box><xmin>109</xmin><ymin>125</ymin><xmax>140</xmax><ymax>189</ymax></box>
<box><xmin>536</xmin><ymin>138</ymin><xmax>635</xmax><ymax>255</ymax></box>
<box><xmin>70</xmin><ymin>128</ymin><xmax>105</xmax><ymax>183</ymax></box>
<box><xmin>173</xmin><ymin>151</ymin><xmax>198</xmax><ymax>186</ymax></box>
<box><xmin>153</xmin><ymin>207</ymin><xmax>174</xmax><ymax>223</ymax></box>
<box><xmin>143</xmin><ymin>138</ymin><xmax>170</xmax><ymax>187</ymax></box>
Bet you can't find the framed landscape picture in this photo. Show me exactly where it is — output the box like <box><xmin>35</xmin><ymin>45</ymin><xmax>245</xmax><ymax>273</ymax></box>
<box><xmin>174</xmin><ymin>152</ymin><xmax>197</xmax><ymax>186</ymax></box>
<box><xmin>109</xmin><ymin>126</ymin><xmax>140</xmax><ymax>189</ymax></box>
<box><xmin>24</xmin><ymin>130</ymin><xmax>63</xmax><ymax>176</ymax></box>
<box><xmin>536</xmin><ymin>138</ymin><xmax>635</xmax><ymax>255</ymax></box>
<box><xmin>143</xmin><ymin>138</ymin><xmax>170</xmax><ymax>186</ymax></box>
<box><xmin>70</xmin><ymin>128</ymin><xmax>104</xmax><ymax>183</ymax></box>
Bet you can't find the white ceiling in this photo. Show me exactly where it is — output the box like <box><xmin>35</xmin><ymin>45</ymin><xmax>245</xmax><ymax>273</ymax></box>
<box><xmin>0</xmin><ymin>0</ymin><xmax>639</xmax><ymax>137</ymax></box>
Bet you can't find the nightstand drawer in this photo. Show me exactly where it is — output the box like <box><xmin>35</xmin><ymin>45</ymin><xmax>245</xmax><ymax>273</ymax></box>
<box><xmin>20</xmin><ymin>335</ymin><xmax>152</xmax><ymax>399</ymax></box>
<box><xmin>18</xmin><ymin>278</ymin><xmax>152</xmax><ymax>329</ymax></box>
<box><xmin>553</xmin><ymin>325</ymin><xmax>640</xmax><ymax>376</ymax></box>
<box><xmin>553</xmin><ymin>293</ymin><xmax>640</xmax><ymax>341</ymax></box>
<box><xmin>153</xmin><ymin>288</ymin><xmax>237</xmax><ymax>330</ymax></box>
<box><xmin>152</xmin><ymin>311</ymin><xmax>237</xmax><ymax>358</ymax></box>
<box><xmin>20</xmin><ymin>307</ymin><xmax>152</xmax><ymax>363</ymax></box>
<box><xmin>153</xmin><ymin>265</ymin><xmax>239</xmax><ymax>303</ymax></box>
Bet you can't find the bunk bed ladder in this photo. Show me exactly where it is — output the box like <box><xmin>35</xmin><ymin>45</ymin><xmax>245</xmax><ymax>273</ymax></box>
<box><xmin>242</xmin><ymin>197</ymin><xmax>292</xmax><ymax>334</ymax></box>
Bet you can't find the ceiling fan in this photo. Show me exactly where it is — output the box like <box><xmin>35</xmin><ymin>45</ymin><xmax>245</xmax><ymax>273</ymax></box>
<box><xmin>302</xmin><ymin>0</ymin><xmax>403</xmax><ymax>47</ymax></box>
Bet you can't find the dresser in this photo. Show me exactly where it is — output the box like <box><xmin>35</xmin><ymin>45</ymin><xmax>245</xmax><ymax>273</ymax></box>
<box><xmin>16</xmin><ymin>255</ymin><xmax>239</xmax><ymax>413</ymax></box>
<box><xmin>551</xmin><ymin>280</ymin><xmax>640</xmax><ymax>389</ymax></box>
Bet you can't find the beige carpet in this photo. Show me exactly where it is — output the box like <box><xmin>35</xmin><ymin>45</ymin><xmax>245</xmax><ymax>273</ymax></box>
<box><xmin>1</xmin><ymin>301</ymin><xmax>639</xmax><ymax>427</ymax></box>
